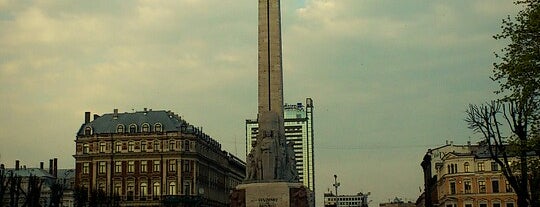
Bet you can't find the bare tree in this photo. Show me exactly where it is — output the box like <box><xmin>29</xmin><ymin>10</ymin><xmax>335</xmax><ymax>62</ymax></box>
<box><xmin>466</xmin><ymin>99</ymin><xmax>538</xmax><ymax>207</ymax></box>
<box><xmin>0</xmin><ymin>169</ymin><xmax>9</xmax><ymax>207</ymax></box>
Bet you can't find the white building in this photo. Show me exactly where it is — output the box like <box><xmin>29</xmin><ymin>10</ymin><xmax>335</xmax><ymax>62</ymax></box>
<box><xmin>324</xmin><ymin>192</ymin><xmax>369</xmax><ymax>207</ymax></box>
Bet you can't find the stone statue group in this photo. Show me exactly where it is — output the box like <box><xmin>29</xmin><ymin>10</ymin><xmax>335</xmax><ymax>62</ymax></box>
<box><xmin>246</xmin><ymin>112</ymin><xmax>299</xmax><ymax>182</ymax></box>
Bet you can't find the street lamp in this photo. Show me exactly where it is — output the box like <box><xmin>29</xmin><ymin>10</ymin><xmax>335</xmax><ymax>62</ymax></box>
<box><xmin>333</xmin><ymin>174</ymin><xmax>340</xmax><ymax>196</ymax></box>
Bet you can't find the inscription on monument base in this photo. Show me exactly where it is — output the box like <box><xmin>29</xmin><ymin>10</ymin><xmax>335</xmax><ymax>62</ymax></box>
<box><xmin>258</xmin><ymin>197</ymin><xmax>278</xmax><ymax>207</ymax></box>
<box><xmin>232</xmin><ymin>182</ymin><xmax>307</xmax><ymax>207</ymax></box>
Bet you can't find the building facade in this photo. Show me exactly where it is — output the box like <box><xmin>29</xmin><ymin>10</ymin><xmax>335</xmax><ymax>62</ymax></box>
<box><xmin>245</xmin><ymin>98</ymin><xmax>315</xmax><ymax>192</ymax></box>
<box><xmin>323</xmin><ymin>192</ymin><xmax>369</xmax><ymax>207</ymax></box>
<box><xmin>421</xmin><ymin>142</ymin><xmax>518</xmax><ymax>207</ymax></box>
<box><xmin>0</xmin><ymin>159</ymin><xmax>74</xmax><ymax>207</ymax></box>
<box><xmin>74</xmin><ymin>109</ymin><xmax>245</xmax><ymax>207</ymax></box>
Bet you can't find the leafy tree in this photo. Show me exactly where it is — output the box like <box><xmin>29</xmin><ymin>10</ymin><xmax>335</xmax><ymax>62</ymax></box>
<box><xmin>492</xmin><ymin>0</ymin><xmax>540</xmax><ymax>102</ymax></box>
<box><xmin>467</xmin><ymin>1</ymin><xmax>540</xmax><ymax>206</ymax></box>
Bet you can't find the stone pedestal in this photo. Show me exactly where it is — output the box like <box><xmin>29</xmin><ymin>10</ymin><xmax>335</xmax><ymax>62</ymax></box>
<box><xmin>230</xmin><ymin>182</ymin><xmax>310</xmax><ymax>207</ymax></box>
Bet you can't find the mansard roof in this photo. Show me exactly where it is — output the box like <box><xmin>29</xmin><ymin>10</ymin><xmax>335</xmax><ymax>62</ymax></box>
<box><xmin>77</xmin><ymin>110</ymin><xmax>186</xmax><ymax>136</ymax></box>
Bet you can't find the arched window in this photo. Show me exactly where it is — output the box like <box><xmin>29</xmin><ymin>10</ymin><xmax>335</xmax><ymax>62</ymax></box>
<box><xmin>128</xmin><ymin>141</ymin><xmax>134</xmax><ymax>152</ymax></box>
<box><xmin>142</xmin><ymin>123</ymin><xmax>150</xmax><ymax>133</ymax></box>
<box><xmin>464</xmin><ymin>162</ymin><xmax>470</xmax><ymax>172</ymax></box>
<box><xmin>155</xmin><ymin>123</ymin><xmax>163</xmax><ymax>132</ymax></box>
<box><xmin>114</xmin><ymin>183</ymin><xmax>122</xmax><ymax>195</ymax></box>
<box><xmin>169</xmin><ymin>182</ymin><xmax>176</xmax><ymax>195</ymax></box>
<box><xmin>129</xmin><ymin>124</ymin><xmax>137</xmax><ymax>133</ymax></box>
<box><xmin>153</xmin><ymin>182</ymin><xmax>161</xmax><ymax>196</ymax></box>
<box><xmin>117</xmin><ymin>125</ymin><xmax>124</xmax><ymax>133</ymax></box>
<box><xmin>140</xmin><ymin>183</ymin><xmax>148</xmax><ymax>197</ymax></box>
<box><xmin>84</xmin><ymin>127</ymin><xmax>92</xmax><ymax>135</ymax></box>
<box><xmin>98</xmin><ymin>183</ymin><xmax>105</xmax><ymax>192</ymax></box>
<box><xmin>127</xmin><ymin>182</ymin><xmax>135</xmax><ymax>201</ymax></box>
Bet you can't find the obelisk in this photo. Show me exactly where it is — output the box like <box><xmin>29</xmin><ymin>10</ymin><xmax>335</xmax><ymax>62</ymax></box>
<box><xmin>245</xmin><ymin>0</ymin><xmax>298</xmax><ymax>182</ymax></box>
<box><xmin>230</xmin><ymin>0</ymin><xmax>310</xmax><ymax>206</ymax></box>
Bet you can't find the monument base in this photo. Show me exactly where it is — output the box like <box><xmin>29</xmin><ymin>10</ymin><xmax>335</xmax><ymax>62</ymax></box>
<box><xmin>230</xmin><ymin>182</ymin><xmax>310</xmax><ymax>207</ymax></box>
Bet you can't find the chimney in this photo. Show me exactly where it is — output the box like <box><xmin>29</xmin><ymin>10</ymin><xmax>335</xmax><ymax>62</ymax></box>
<box><xmin>85</xmin><ymin>112</ymin><xmax>91</xmax><ymax>123</ymax></box>
<box><xmin>53</xmin><ymin>158</ymin><xmax>58</xmax><ymax>178</ymax></box>
<box><xmin>49</xmin><ymin>159</ymin><xmax>53</xmax><ymax>174</ymax></box>
<box><xmin>144</xmin><ymin>108</ymin><xmax>147</xmax><ymax>112</ymax></box>
<box><xmin>0</xmin><ymin>164</ymin><xmax>4</xmax><ymax>170</ymax></box>
<box><xmin>40</xmin><ymin>162</ymin><xmax>44</xmax><ymax>170</ymax></box>
<box><xmin>15</xmin><ymin>160</ymin><xmax>20</xmax><ymax>170</ymax></box>
<box><xmin>113</xmin><ymin>109</ymin><xmax>118</xmax><ymax>119</ymax></box>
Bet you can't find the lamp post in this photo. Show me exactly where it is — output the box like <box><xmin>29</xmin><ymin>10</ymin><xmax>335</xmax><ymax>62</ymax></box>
<box><xmin>333</xmin><ymin>174</ymin><xmax>340</xmax><ymax>196</ymax></box>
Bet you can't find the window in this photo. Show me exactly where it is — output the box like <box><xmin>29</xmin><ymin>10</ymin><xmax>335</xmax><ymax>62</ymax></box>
<box><xmin>140</xmin><ymin>183</ymin><xmax>148</xmax><ymax>197</ymax></box>
<box><xmin>506</xmin><ymin>180</ymin><xmax>513</xmax><ymax>192</ymax></box>
<box><xmin>141</xmin><ymin>161</ymin><xmax>148</xmax><ymax>173</ymax></box>
<box><xmin>478</xmin><ymin>162</ymin><xmax>485</xmax><ymax>171</ymax></box>
<box><xmin>169</xmin><ymin>140</ymin><xmax>175</xmax><ymax>151</ymax></box>
<box><xmin>129</xmin><ymin>124</ymin><xmax>137</xmax><ymax>133</ymax></box>
<box><xmin>492</xmin><ymin>180</ymin><xmax>500</xmax><ymax>193</ymax></box>
<box><xmin>506</xmin><ymin>202</ymin><xmax>514</xmax><ymax>207</ymax></box>
<box><xmin>142</xmin><ymin>123</ymin><xmax>150</xmax><ymax>133</ymax></box>
<box><xmin>99</xmin><ymin>161</ymin><xmax>106</xmax><ymax>174</ymax></box>
<box><xmin>155</xmin><ymin>123</ymin><xmax>162</xmax><ymax>132</ymax></box>
<box><xmin>83</xmin><ymin>144</ymin><xmax>89</xmax><ymax>154</ymax></box>
<box><xmin>128</xmin><ymin>141</ymin><xmax>134</xmax><ymax>152</ymax></box>
<box><xmin>153</xmin><ymin>160</ymin><xmax>160</xmax><ymax>172</ymax></box>
<box><xmin>98</xmin><ymin>183</ymin><xmax>105</xmax><ymax>192</ymax></box>
<box><xmin>479</xmin><ymin>180</ymin><xmax>486</xmax><ymax>193</ymax></box>
<box><xmin>153</xmin><ymin>182</ymin><xmax>161</xmax><ymax>197</ymax></box>
<box><xmin>83</xmin><ymin>163</ymin><xmax>89</xmax><ymax>174</ymax></box>
<box><xmin>141</xmin><ymin>141</ymin><xmax>147</xmax><ymax>152</ymax></box>
<box><xmin>480</xmin><ymin>204</ymin><xmax>488</xmax><ymax>207</ymax></box>
<box><xmin>84</xmin><ymin>127</ymin><xmax>92</xmax><ymax>135</ymax></box>
<box><xmin>99</xmin><ymin>142</ymin><xmax>106</xmax><ymax>153</ymax></box>
<box><xmin>114</xmin><ymin>183</ymin><xmax>122</xmax><ymax>195</ymax></box>
<box><xmin>115</xmin><ymin>142</ymin><xmax>122</xmax><ymax>152</ymax></box>
<box><xmin>154</xmin><ymin>141</ymin><xmax>160</xmax><ymax>152</ymax></box>
<box><xmin>464</xmin><ymin>180</ymin><xmax>472</xmax><ymax>194</ymax></box>
<box><xmin>169</xmin><ymin>160</ymin><xmax>176</xmax><ymax>172</ymax></box>
<box><xmin>493</xmin><ymin>203</ymin><xmax>501</xmax><ymax>207</ymax></box>
<box><xmin>128</xmin><ymin>161</ymin><xmax>134</xmax><ymax>173</ymax></box>
<box><xmin>169</xmin><ymin>182</ymin><xmax>177</xmax><ymax>195</ymax></box>
<box><xmin>183</xmin><ymin>160</ymin><xmax>190</xmax><ymax>172</ymax></box>
<box><xmin>465</xmin><ymin>204</ymin><xmax>473</xmax><ymax>207</ymax></box>
<box><xmin>184</xmin><ymin>140</ymin><xmax>190</xmax><ymax>151</ymax></box>
<box><xmin>183</xmin><ymin>181</ymin><xmax>191</xmax><ymax>195</ymax></box>
<box><xmin>464</xmin><ymin>162</ymin><xmax>470</xmax><ymax>172</ymax></box>
<box><xmin>115</xmin><ymin>161</ymin><xmax>122</xmax><ymax>173</ymax></box>
<box><xmin>117</xmin><ymin>125</ymin><xmax>124</xmax><ymax>133</ymax></box>
<box><xmin>491</xmin><ymin>162</ymin><xmax>499</xmax><ymax>171</ymax></box>
<box><xmin>450</xmin><ymin>181</ymin><xmax>456</xmax><ymax>194</ymax></box>
<box><xmin>127</xmin><ymin>183</ymin><xmax>134</xmax><ymax>200</ymax></box>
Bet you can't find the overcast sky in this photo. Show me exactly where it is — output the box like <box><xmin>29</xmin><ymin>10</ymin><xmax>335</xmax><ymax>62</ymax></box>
<box><xmin>0</xmin><ymin>0</ymin><xmax>520</xmax><ymax>206</ymax></box>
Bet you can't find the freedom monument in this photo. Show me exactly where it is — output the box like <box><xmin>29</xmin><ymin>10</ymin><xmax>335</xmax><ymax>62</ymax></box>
<box><xmin>230</xmin><ymin>0</ymin><xmax>311</xmax><ymax>206</ymax></box>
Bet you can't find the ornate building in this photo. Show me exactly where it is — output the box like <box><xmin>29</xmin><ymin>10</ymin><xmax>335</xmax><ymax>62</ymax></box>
<box><xmin>74</xmin><ymin>109</ymin><xmax>245</xmax><ymax>207</ymax></box>
<box><xmin>421</xmin><ymin>142</ymin><xmax>518</xmax><ymax>207</ymax></box>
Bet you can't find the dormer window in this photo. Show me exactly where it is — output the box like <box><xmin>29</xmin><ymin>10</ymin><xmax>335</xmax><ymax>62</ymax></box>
<box><xmin>84</xmin><ymin>127</ymin><xmax>92</xmax><ymax>135</ymax></box>
<box><xmin>142</xmin><ymin>123</ymin><xmax>150</xmax><ymax>133</ymax></box>
<box><xmin>117</xmin><ymin>125</ymin><xmax>125</xmax><ymax>133</ymax></box>
<box><xmin>155</xmin><ymin>123</ymin><xmax>163</xmax><ymax>132</ymax></box>
<box><xmin>129</xmin><ymin>124</ymin><xmax>137</xmax><ymax>133</ymax></box>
